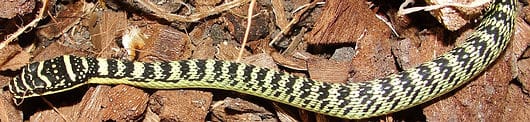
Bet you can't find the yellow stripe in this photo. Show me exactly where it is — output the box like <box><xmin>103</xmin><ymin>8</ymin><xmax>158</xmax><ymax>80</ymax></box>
<box><xmin>115</xmin><ymin>60</ymin><xmax>126</xmax><ymax>77</ymax></box>
<box><xmin>81</xmin><ymin>57</ymin><xmax>89</xmax><ymax>70</ymax></box>
<box><xmin>97</xmin><ymin>59</ymin><xmax>109</xmax><ymax>76</ymax></box>
<box><xmin>152</xmin><ymin>62</ymin><xmax>165</xmax><ymax>79</ymax></box>
<box><xmin>203</xmin><ymin>60</ymin><xmax>216</xmax><ymax>80</ymax></box>
<box><xmin>35</xmin><ymin>61</ymin><xmax>51</xmax><ymax>88</ymax></box>
<box><xmin>63</xmin><ymin>55</ymin><xmax>77</xmax><ymax>82</ymax></box>
<box><xmin>235</xmin><ymin>63</ymin><xmax>246</xmax><ymax>85</ymax></box>
<box><xmin>131</xmin><ymin>62</ymin><xmax>145</xmax><ymax>79</ymax></box>
<box><xmin>186</xmin><ymin>61</ymin><xmax>199</xmax><ymax>79</ymax></box>
<box><xmin>167</xmin><ymin>62</ymin><xmax>182</xmax><ymax>80</ymax></box>
<box><xmin>15</xmin><ymin>68</ymin><xmax>28</xmax><ymax>93</ymax></box>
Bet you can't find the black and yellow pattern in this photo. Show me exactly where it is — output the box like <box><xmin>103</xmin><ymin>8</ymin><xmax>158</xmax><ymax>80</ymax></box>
<box><xmin>9</xmin><ymin>0</ymin><xmax>516</xmax><ymax>119</ymax></box>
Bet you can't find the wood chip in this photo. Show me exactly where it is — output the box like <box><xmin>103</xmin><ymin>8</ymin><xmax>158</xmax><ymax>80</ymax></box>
<box><xmin>102</xmin><ymin>85</ymin><xmax>149</xmax><ymax>121</ymax></box>
<box><xmin>225</xmin><ymin>13</ymin><xmax>270</xmax><ymax>43</ymax></box>
<box><xmin>0</xmin><ymin>45</ymin><xmax>30</xmax><ymax>71</ymax></box>
<box><xmin>89</xmin><ymin>10</ymin><xmax>127</xmax><ymax>58</ymax></box>
<box><xmin>307</xmin><ymin>59</ymin><xmax>352</xmax><ymax>83</ymax></box>
<box><xmin>216</xmin><ymin>41</ymin><xmax>251</xmax><ymax>61</ymax></box>
<box><xmin>242</xmin><ymin>53</ymin><xmax>278</xmax><ymax>70</ymax></box>
<box><xmin>426</xmin><ymin>0</ymin><xmax>489</xmax><ymax>31</ymax></box>
<box><xmin>37</xmin><ymin>1</ymin><xmax>85</xmax><ymax>39</ymax></box>
<box><xmin>0</xmin><ymin>81</ymin><xmax>22</xmax><ymax>121</ymax></box>
<box><xmin>211</xmin><ymin>97</ymin><xmax>277</xmax><ymax>121</ymax></box>
<box><xmin>270</xmin><ymin>51</ymin><xmax>307</xmax><ymax>71</ymax></box>
<box><xmin>149</xmin><ymin>90</ymin><xmax>213</xmax><ymax>121</ymax></box>
<box><xmin>138</xmin><ymin>24</ymin><xmax>191</xmax><ymax>61</ymax></box>
<box><xmin>0</xmin><ymin>0</ymin><xmax>36</xmax><ymax>19</ymax></box>
<box><xmin>308</xmin><ymin>0</ymin><xmax>390</xmax><ymax>44</ymax></box>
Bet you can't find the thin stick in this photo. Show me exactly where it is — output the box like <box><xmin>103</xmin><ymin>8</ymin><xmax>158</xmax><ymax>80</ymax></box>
<box><xmin>398</xmin><ymin>0</ymin><xmax>490</xmax><ymax>15</ymax></box>
<box><xmin>268</xmin><ymin>1</ymin><xmax>321</xmax><ymax>46</ymax></box>
<box><xmin>135</xmin><ymin>0</ymin><xmax>249</xmax><ymax>22</ymax></box>
<box><xmin>236</xmin><ymin>0</ymin><xmax>256</xmax><ymax>62</ymax></box>
<box><xmin>0</xmin><ymin>0</ymin><xmax>49</xmax><ymax>50</ymax></box>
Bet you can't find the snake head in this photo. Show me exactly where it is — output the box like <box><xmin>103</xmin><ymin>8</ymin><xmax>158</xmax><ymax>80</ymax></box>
<box><xmin>9</xmin><ymin>62</ymin><xmax>41</xmax><ymax>99</ymax></box>
<box><xmin>9</xmin><ymin>55</ymin><xmax>90</xmax><ymax>100</ymax></box>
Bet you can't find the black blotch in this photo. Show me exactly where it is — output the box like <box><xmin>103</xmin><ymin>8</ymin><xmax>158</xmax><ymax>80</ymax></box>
<box><xmin>178</xmin><ymin>61</ymin><xmax>190</xmax><ymax>80</ymax></box>
<box><xmin>273</xmin><ymin>92</ymin><xmax>281</xmax><ymax>97</ymax></box>
<box><xmin>142</xmin><ymin>63</ymin><xmax>155</xmax><ymax>80</ymax></box>
<box><xmin>389</xmin><ymin>96</ymin><xmax>401</xmax><ymax>110</ymax></box>
<box><xmin>226</xmin><ymin>62</ymin><xmax>238</xmax><ymax>81</ymax></box>
<box><xmin>158</xmin><ymin>62</ymin><xmax>172</xmax><ymax>80</ymax></box>
<box><xmin>408</xmin><ymin>88</ymin><xmax>421</xmax><ymax>104</ymax></box>
<box><xmin>379</xmin><ymin>78</ymin><xmax>394</xmax><ymax>97</ymax></box>
<box><xmin>428</xmin><ymin>82</ymin><xmax>439</xmax><ymax>95</ymax></box>
<box><xmin>337</xmin><ymin>86</ymin><xmax>351</xmax><ymax>108</ymax></box>
<box><xmin>69</xmin><ymin>56</ymin><xmax>84</xmax><ymax>81</ymax></box>
<box><xmin>316</xmin><ymin>83</ymin><xmax>331</xmax><ymax>100</ymax></box>
<box><xmin>229</xmin><ymin>77</ymin><xmax>240</xmax><ymax>86</ymax></box>
<box><xmin>302</xmin><ymin>99</ymin><xmax>311</xmax><ymax>105</ymax></box>
<box><xmin>211</xmin><ymin>61</ymin><xmax>223</xmax><ymax>82</ymax></box>
<box><xmin>371</xmin><ymin>103</ymin><xmax>382</xmax><ymax>114</ymax></box>
<box><xmin>106</xmin><ymin>59</ymin><xmax>119</xmax><ymax>78</ymax></box>
<box><xmin>399</xmin><ymin>71</ymin><xmax>414</xmax><ymax>96</ymax></box>
<box><xmin>194</xmin><ymin>60</ymin><xmax>207</xmax><ymax>80</ymax></box>
<box><xmin>299</xmin><ymin>79</ymin><xmax>313</xmax><ymax>98</ymax></box>
<box><xmin>283</xmin><ymin>76</ymin><xmax>298</xmax><ymax>95</ymax></box>
<box><xmin>86</xmin><ymin>57</ymin><xmax>99</xmax><ymax>76</ymax></box>
<box><xmin>122</xmin><ymin>61</ymin><xmax>135</xmax><ymax>78</ymax></box>
<box><xmin>288</xmin><ymin>95</ymin><xmax>296</xmax><ymax>103</ymax></box>
<box><xmin>48</xmin><ymin>57</ymin><xmax>69</xmax><ymax>85</ymax></box>
<box><xmin>358</xmin><ymin>83</ymin><xmax>372</xmax><ymax>104</ymax></box>
<box><xmin>342</xmin><ymin>106</ymin><xmax>353</xmax><ymax>116</ymax></box>
<box><xmin>415</xmin><ymin>65</ymin><xmax>431</xmax><ymax>82</ymax></box>
<box><xmin>242</xmin><ymin>64</ymin><xmax>254</xmax><ymax>82</ymax></box>
<box><xmin>319</xmin><ymin>100</ymin><xmax>330</xmax><ymax>110</ymax></box>
<box><xmin>269</xmin><ymin>73</ymin><xmax>283</xmax><ymax>90</ymax></box>
<box><xmin>255</xmin><ymin>68</ymin><xmax>268</xmax><ymax>90</ymax></box>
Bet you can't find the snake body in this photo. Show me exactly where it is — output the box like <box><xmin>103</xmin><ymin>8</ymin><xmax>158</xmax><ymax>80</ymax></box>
<box><xmin>9</xmin><ymin>0</ymin><xmax>516</xmax><ymax>119</ymax></box>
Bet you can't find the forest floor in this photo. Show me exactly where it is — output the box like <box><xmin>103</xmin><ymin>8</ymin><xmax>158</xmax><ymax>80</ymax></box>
<box><xmin>1</xmin><ymin>0</ymin><xmax>530</xmax><ymax>121</ymax></box>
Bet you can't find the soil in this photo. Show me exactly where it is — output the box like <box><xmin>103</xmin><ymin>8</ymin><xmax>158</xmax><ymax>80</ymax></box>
<box><xmin>0</xmin><ymin>0</ymin><xmax>529</xmax><ymax>121</ymax></box>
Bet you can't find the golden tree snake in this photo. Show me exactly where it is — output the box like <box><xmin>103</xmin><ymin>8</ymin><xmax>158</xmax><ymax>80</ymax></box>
<box><xmin>9</xmin><ymin>0</ymin><xmax>516</xmax><ymax>119</ymax></box>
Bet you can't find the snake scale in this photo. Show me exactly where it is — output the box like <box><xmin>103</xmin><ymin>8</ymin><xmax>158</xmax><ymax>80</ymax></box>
<box><xmin>8</xmin><ymin>0</ymin><xmax>516</xmax><ymax>119</ymax></box>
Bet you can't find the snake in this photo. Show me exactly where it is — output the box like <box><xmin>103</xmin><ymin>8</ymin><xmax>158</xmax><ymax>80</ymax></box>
<box><xmin>8</xmin><ymin>0</ymin><xmax>516</xmax><ymax>119</ymax></box>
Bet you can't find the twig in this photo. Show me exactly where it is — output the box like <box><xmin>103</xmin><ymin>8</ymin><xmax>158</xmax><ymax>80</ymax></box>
<box><xmin>135</xmin><ymin>0</ymin><xmax>249</xmax><ymax>22</ymax></box>
<box><xmin>236</xmin><ymin>0</ymin><xmax>256</xmax><ymax>62</ymax></box>
<box><xmin>398</xmin><ymin>0</ymin><xmax>490</xmax><ymax>15</ymax></box>
<box><xmin>0</xmin><ymin>0</ymin><xmax>49</xmax><ymax>50</ymax></box>
<box><xmin>268</xmin><ymin>1</ymin><xmax>321</xmax><ymax>46</ymax></box>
